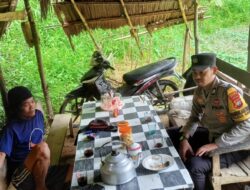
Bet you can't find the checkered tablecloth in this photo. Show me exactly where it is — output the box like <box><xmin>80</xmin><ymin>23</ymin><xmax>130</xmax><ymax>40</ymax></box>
<box><xmin>71</xmin><ymin>96</ymin><xmax>194</xmax><ymax>190</ymax></box>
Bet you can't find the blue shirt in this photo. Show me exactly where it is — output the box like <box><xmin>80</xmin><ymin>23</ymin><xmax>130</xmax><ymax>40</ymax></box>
<box><xmin>0</xmin><ymin>110</ymin><xmax>44</xmax><ymax>164</ymax></box>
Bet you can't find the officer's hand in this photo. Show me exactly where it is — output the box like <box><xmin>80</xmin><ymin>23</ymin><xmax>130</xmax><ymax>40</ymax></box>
<box><xmin>195</xmin><ymin>143</ymin><xmax>218</xmax><ymax>157</ymax></box>
<box><xmin>179</xmin><ymin>140</ymin><xmax>194</xmax><ymax>162</ymax></box>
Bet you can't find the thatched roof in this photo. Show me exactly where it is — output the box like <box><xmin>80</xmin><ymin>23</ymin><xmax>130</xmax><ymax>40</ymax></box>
<box><xmin>0</xmin><ymin>0</ymin><xmax>18</xmax><ymax>38</ymax></box>
<box><xmin>0</xmin><ymin>0</ymin><xmax>205</xmax><ymax>45</ymax></box>
<box><xmin>53</xmin><ymin>0</ymin><xmax>206</xmax><ymax>37</ymax></box>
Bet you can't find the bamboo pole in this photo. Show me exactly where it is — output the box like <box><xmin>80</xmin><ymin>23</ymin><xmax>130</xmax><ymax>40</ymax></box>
<box><xmin>0</xmin><ymin>62</ymin><xmax>8</xmax><ymax>120</ymax></box>
<box><xmin>70</xmin><ymin>0</ymin><xmax>101</xmax><ymax>51</ymax></box>
<box><xmin>114</xmin><ymin>31</ymin><xmax>148</xmax><ymax>41</ymax></box>
<box><xmin>119</xmin><ymin>0</ymin><xmax>143</xmax><ymax>56</ymax></box>
<box><xmin>177</xmin><ymin>0</ymin><xmax>192</xmax><ymax>38</ymax></box>
<box><xmin>248</xmin><ymin>25</ymin><xmax>250</xmax><ymax>72</ymax></box>
<box><xmin>23</xmin><ymin>0</ymin><xmax>54</xmax><ymax>120</ymax></box>
<box><xmin>182</xmin><ymin>28</ymin><xmax>190</xmax><ymax>74</ymax></box>
<box><xmin>194</xmin><ymin>0</ymin><xmax>199</xmax><ymax>54</ymax></box>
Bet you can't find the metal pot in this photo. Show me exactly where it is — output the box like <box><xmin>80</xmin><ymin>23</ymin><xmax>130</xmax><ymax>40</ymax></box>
<box><xmin>100</xmin><ymin>150</ymin><xmax>137</xmax><ymax>185</ymax></box>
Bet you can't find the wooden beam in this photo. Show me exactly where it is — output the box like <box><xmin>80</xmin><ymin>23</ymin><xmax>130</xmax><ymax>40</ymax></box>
<box><xmin>0</xmin><ymin>2</ymin><xmax>9</xmax><ymax>8</ymax></box>
<box><xmin>0</xmin><ymin>10</ymin><xmax>26</xmax><ymax>21</ymax></box>
<box><xmin>119</xmin><ymin>0</ymin><xmax>143</xmax><ymax>57</ymax></box>
<box><xmin>216</xmin><ymin>58</ymin><xmax>250</xmax><ymax>89</ymax></box>
<box><xmin>182</xmin><ymin>28</ymin><xmax>190</xmax><ymax>74</ymax></box>
<box><xmin>177</xmin><ymin>0</ymin><xmax>192</xmax><ymax>38</ymax></box>
<box><xmin>194</xmin><ymin>0</ymin><xmax>199</xmax><ymax>54</ymax></box>
<box><xmin>24</xmin><ymin>0</ymin><xmax>54</xmax><ymax>120</ymax></box>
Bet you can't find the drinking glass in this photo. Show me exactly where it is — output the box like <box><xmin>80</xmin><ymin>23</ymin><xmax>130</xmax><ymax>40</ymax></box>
<box><xmin>148</xmin><ymin>122</ymin><xmax>156</xmax><ymax>135</ymax></box>
<box><xmin>144</xmin><ymin>111</ymin><xmax>153</xmax><ymax>123</ymax></box>
<box><xmin>153</xmin><ymin>134</ymin><xmax>164</xmax><ymax>148</ymax></box>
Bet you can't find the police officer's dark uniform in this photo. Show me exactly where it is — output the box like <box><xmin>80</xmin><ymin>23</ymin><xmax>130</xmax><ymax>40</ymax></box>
<box><xmin>168</xmin><ymin>53</ymin><xmax>250</xmax><ymax>190</ymax></box>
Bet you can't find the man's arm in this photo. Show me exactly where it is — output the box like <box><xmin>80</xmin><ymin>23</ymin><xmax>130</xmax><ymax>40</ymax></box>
<box><xmin>0</xmin><ymin>152</ymin><xmax>6</xmax><ymax>169</ymax></box>
<box><xmin>179</xmin><ymin>91</ymin><xmax>202</xmax><ymax>161</ymax></box>
<box><xmin>215</xmin><ymin>87</ymin><xmax>250</xmax><ymax>147</ymax></box>
<box><xmin>215</xmin><ymin>119</ymin><xmax>250</xmax><ymax>147</ymax></box>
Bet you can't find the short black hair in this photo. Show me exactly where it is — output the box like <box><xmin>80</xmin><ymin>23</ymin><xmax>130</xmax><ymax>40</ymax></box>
<box><xmin>7</xmin><ymin>86</ymin><xmax>33</xmax><ymax>118</ymax></box>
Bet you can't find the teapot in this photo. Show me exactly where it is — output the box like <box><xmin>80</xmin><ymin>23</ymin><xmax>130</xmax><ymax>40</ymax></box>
<box><xmin>100</xmin><ymin>141</ymin><xmax>141</xmax><ymax>185</ymax></box>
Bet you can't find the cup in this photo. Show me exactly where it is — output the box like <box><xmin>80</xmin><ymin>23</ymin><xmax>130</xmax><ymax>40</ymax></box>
<box><xmin>101</xmin><ymin>94</ymin><xmax>112</xmax><ymax>108</ymax></box>
<box><xmin>76</xmin><ymin>172</ymin><xmax>87</xmax><ymax>187</ymax></box>
<box><xmin>148</xmin><ymin>122</ymin><xmax>156</xmax><ymax>135</ymax></box>
<box><xmin>84</xmin><ymin>148</ymin><xmax>94</xmax><ymax>158</ymax></box>
<box><xmin>153</xmin><ymin>135</ymin><xmax>164</xmax><ymax>148</ymax></box>
<box><xmin>144</xmin><ymin>111</ymin><xmax>153</xmax><ymax>123</ymax></box>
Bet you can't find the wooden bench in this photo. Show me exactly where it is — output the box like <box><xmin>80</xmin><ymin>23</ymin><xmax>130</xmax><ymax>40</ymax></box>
<box><xmin>36</xmin><ymin>101</ymin><xmax>74</xmax><ymax>165</ymax></box>
<box><xmin>208</xmin><ymin>141</ymin><xmax>250</xmax><ymax>190</ymax></box>
<box><xmin>46</xmin><ymin>113</ymin><xmax>73</xmax><ymax>165</ymax></box>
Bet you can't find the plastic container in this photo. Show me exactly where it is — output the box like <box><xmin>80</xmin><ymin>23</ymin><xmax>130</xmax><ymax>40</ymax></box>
<box><xmin>118</xmin><ymin>121</ymin><xmax>133</xmax><ymax>147</ymax></box>
<box><xmin>170</xmin><ymin>95</ymin><xmax>193</xmax><ymax>111</ymax></box>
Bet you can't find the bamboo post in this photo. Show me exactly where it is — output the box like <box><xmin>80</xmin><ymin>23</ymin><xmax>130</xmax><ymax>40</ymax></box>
<box><xmin>70</xmin><ymin>0</ymin><xmax>101</xmax><ymax>51</ymax></box>
<box><xmin>177</xmin><ymin>0</ymin><xmax>192</xmax><ymax>38</ymax></box>
<box><xmin>248</xmin><ymin>25</ymin><xmax>250</xmax><ymax>72</ymax></box>
<box><xmin>23</xmin><ymin>0</ymin><xmax>54</xmax><ymax>120</ymax></box>
<box><xmin>0</xmin><ymin>62</ymin><xmax>8</xmax><ymax>119</ymax></box>
<box><xmin>119</xmin><ymin>0</ymin><xmax>143</xmax><ymax>56</ymax></box>
<box><xmin>194</xmin><ymin>0</ymin><xmax>199</xmax><ymax>54</ymax></box>
<box><xmin>182</xmin><ymin>27</ymin><xmax>190</xmax><ymax>74</ymax></box>
<box><xmin>0</xmin><ymin>0</ymin><xmax>18</xmax><ymax>37</ymax></box>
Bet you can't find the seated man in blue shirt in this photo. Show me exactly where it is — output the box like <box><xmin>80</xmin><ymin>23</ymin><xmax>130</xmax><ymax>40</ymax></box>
<box><xmin>0</xmin><ymin>86</ymin><xmax>72</xmax><ymax>190</ymax></box>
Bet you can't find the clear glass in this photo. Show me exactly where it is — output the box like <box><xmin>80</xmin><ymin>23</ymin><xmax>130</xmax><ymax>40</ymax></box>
<box><xmin>148</xmin><ymin>122</ymin><xmax>156</xmax><ymax>135</ymax></box>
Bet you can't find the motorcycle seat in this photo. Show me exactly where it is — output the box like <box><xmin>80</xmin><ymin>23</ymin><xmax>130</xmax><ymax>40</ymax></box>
<box><xmin>123</xmin><ymin>57</ymin><xmax>177</xmax><ymax>85</ymax></box>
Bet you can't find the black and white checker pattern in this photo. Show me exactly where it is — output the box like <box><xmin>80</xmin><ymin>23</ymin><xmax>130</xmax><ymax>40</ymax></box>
<box><xmin>71</xmin><ymin>96</ymin><xmax>194</xmax><ymax>190</ymax></box>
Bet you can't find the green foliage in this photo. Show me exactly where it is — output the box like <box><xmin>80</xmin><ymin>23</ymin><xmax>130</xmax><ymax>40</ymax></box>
<box><xmin>0</xmin><ymin>0</ymin><xmax>249</xmax><ymax>122</ymax></box>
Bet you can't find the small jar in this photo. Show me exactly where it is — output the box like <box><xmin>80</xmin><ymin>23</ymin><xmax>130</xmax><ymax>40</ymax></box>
<box><xmin>118</xmin><ymin>121</ymin><xmax>133</xmax><ymax>147</ymax></box>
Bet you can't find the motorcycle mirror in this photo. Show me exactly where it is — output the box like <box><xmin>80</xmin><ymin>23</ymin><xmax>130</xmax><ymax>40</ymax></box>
<box><xmin>103</xmin><ymin>60</ymin><xmax>115</xmax><ymax>70</ymax></box>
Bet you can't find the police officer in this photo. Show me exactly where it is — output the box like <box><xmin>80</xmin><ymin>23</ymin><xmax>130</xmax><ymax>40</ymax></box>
<box><xmin>168</xmin><ymin>53</ymin><xmax>250</xmax><ymax>190</ymax></box>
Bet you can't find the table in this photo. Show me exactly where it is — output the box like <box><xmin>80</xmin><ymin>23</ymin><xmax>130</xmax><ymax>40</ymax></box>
<box><xmin>71</xmin><ymin>96</ymin><xmax>194</xmax><ymax>190</ymax></box>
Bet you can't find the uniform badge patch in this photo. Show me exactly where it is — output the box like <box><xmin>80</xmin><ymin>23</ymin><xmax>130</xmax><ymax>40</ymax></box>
<box><xmin>215</xmin><ymin>111</ymin><xmax>227</xmax><ymax>123</ymax></box>
<box><xmin>228</xmin><ymin>91</ymin><xmax>243</xmax><ymax>109</ymax></box>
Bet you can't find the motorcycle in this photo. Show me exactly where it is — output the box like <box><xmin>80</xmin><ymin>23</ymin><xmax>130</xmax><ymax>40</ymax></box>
<box><xmin>60</xmin><ymin>51</ymin><xmax>181</xmax><ymax>120</ymax></box>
